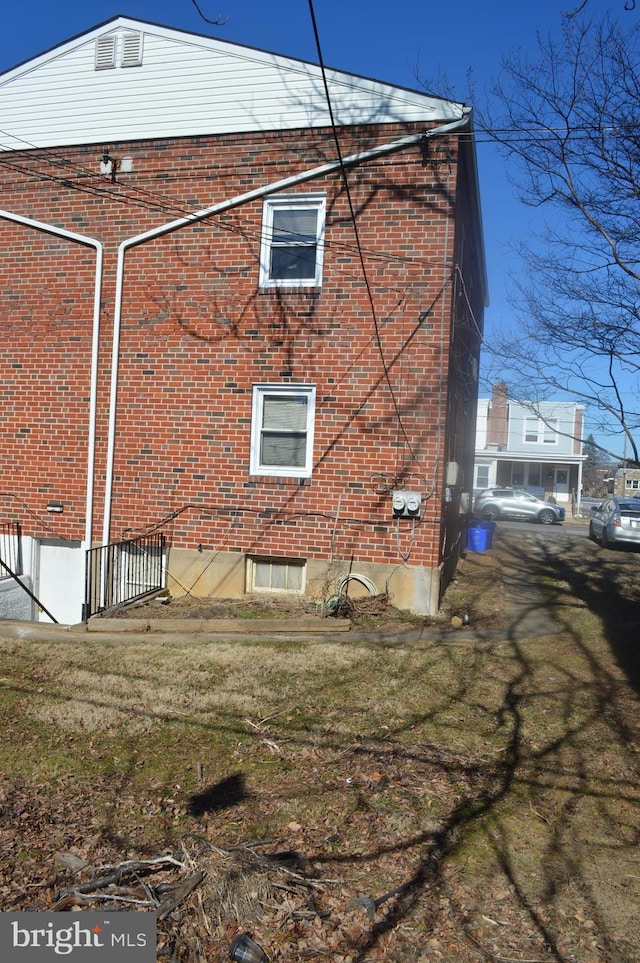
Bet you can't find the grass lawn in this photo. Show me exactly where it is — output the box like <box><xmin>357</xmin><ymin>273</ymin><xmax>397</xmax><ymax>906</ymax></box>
<box><xmin>1</xmin><ymin>527</ymin><xmax>639</xmax><ymax>962</ymax></box>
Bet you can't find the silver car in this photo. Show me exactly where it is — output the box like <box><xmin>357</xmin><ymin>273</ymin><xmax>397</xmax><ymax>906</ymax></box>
<box><xmin>589</xmin><ymin>496</ymin><xmax>640</xmax><ymax>548</ymax></box>
<box><xmin>473</xmin><ymin>488</ymin><xmax>565</xmax><ymax>525</ymax></box>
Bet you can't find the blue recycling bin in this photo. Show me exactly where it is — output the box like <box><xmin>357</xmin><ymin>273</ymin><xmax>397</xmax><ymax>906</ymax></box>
<box><xmin>466</xmin><ymin>520</ymin><xmax>496</xmax><ymax>553</ymax></box>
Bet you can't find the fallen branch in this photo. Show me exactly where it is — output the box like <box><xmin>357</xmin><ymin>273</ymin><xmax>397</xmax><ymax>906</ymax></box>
<box><xmin>67</xmin><ymin>893</ymin><xmax>157</xmax><ymax>908</ymax></box>
<box><xmin>69</xmin><ymin>856</ymin><xmax>185</xmax><ymax>896</ymax></box>
<box><xmin>158</xmin><ymin>871</ymin><xmax>206</xmax><ymax>921</ymax></box>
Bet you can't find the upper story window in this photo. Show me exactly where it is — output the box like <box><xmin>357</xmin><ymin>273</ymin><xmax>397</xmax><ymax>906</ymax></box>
<box><xmin>250</xmin><ymin>385</ymin><xmax>316</xmax><ymax>478</ymax></box>
<box><xmin>259</xmin><ymin>195</ymin><xmax>326</xmax><ymax>288</ymax></box>
<box><xmin>524</xmin><ymin>416</ymin><xmax>558</xmax><ymax>444</ymax></box>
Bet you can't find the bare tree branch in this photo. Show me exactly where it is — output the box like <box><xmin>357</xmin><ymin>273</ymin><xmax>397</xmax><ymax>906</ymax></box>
<box><xmin>475</xmin><ymin>15</ymin><xmax>640</xmax><ymax>464</ymax></box>
<box><xmin>190</xmin><ymin>1</ymin><xmax>229</xmax><ymax>26</ymax></box>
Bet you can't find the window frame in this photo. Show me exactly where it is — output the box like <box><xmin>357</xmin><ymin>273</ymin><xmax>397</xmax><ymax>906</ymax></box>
<box><xmin>250</xmin><ymin>384</ymin><xmax>316</xmax><ymax>478</ymax></box>
<box><xmin>259</xmin><ymin>194</ymin><xmax>326</xmax><ymax>289</ymax></box>
<box><xmin>523</xmin><ymin>416</ymin><xmax>558</xmax><ymax>445</ymax></box>
<box><xmin>474</xmin><ymin>464</ymin><xmax>490</xmax><ymax>490</ymax></box>
<box><xmin>246</xmin><ymin>556</ymin><xmax>307</xmax><ymax>595</ymax></box>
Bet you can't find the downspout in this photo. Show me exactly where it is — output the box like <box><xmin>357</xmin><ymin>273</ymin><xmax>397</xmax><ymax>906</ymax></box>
<box><xmin>0</xmin><ymin>210</ymin><xmax>103</xmax><ymax>552</ymax></box>
<box><xmin>102</xmin><ymin>114</ymin><xmax>470</xmax><ymax>544</ymax></box>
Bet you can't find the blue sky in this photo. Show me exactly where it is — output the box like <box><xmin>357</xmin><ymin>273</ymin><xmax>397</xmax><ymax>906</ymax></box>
<box><xmin>0</xmin><ymin>0</ymin><xmax>625</xmax><ymax>440</ymax></box>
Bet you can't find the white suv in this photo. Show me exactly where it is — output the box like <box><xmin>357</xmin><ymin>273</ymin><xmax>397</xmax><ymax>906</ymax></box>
<box><xmin>473</xmin><ymin>489</ymin><xmax>565</xmax><ymax>525</ymax></box>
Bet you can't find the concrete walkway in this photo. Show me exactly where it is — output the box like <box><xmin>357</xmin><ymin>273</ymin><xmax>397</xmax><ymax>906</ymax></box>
<box><xmin>0</xmin><ymin>583</ymin><xmax>558</xmax><ymax>648</ymax></box>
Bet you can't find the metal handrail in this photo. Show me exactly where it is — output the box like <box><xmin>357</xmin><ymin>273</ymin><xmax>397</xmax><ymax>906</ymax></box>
<box><xmin>0</xmin><ymin>520</ymin><xmax>22</xmax><ymax>576</ymax></box>
<box><xmin>84</xmin><ymin>532</ymin><xmax>166</xmax><ymax>621</ymax></box>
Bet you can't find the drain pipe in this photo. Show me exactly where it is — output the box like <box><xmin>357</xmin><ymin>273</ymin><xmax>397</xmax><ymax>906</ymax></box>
<box><xmin>0</xmin><ymin>210</ymin><xmax>103</xmax><ymax>552</ymax></box>
<box><xmin>102</xmin><ymin>114</ymin><xmax>470</xmax><ymax>544</ymax></box>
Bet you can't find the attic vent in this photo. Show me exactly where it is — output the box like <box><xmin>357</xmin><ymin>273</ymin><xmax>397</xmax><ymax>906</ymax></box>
<box><xmin>95</xmin><ymin>35</ymin><xmax>117</xmax><ymax>70</ymax></box>
<box><xmin>121</xmin><ymin>32</ymin><xmax>143</xmax><ymax>67</ymax></box>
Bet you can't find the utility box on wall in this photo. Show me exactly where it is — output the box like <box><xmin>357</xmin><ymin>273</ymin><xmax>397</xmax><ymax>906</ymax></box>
<box><xmin>391</xmin><ymin>491</ymin><xmax>422</xmax><ymax>518</ymax></box>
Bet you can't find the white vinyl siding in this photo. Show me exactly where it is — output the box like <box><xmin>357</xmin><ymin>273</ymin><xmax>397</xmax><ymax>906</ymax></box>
<box><xmin>0</xmin><ymin>18</ymin><xmax>464</xmax><ymax>150</ymax></box>
<box><xmin>260</xmin><ymin>195</ymin><xmax>325</xmax><ymax>288</ymax></box>
<box><xmin>250</xmin><ymin>385</ymin><xmax>315</xmax><ymax>478</ymax></box>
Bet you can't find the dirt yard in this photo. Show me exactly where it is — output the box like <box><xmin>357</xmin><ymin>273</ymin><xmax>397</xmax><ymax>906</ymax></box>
<box><xmin>107</xmin><ymin>545</ymin><xmax>507</xmax><ymax>632</ymax></box>
<box><xmin>1</xmin><ymin>527</ymin><xmax>639</xmax><ymax>962</ymax></box>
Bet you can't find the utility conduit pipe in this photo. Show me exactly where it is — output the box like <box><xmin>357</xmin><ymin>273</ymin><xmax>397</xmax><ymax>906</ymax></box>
<box><xmin>0</xmin><ymin>209</ymin><xmax>103</xmax><ymax>552</ymax></box>
<box><xmin>102</xmin><ymin>114</ymin><xmax>470</xmax><ymax>543</ymax></box>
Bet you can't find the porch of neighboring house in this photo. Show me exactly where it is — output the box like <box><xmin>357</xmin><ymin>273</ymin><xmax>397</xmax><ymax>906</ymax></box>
<box><xmin>475</xmin><ymin>456</ymin><xmax>581</xmax><ymax>508</ymax></box>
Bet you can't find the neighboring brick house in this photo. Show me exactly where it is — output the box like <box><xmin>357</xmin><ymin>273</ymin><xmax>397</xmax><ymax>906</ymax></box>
<box><xmin>474</xmin><ymin>384</ymin><xmax>586</xmax><ymax>507</ymax></box>
<box><xmin>614</xmin><ymin>467</ymin><xmax>640</xmax><ymax>497</ymax></box>
<box><xmin>0</xmin><ymin>16</ymin><xmax>486</xmax><ymax>623</ymax></box>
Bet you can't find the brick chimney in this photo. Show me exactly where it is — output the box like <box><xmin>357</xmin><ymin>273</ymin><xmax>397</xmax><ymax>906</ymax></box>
<box><xmin>487</xmin><ymin>382</ymin><xmax>508</xmax><ymax>448</ymax></box>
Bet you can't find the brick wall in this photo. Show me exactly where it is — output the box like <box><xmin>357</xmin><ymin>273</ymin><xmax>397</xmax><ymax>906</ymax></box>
<box><xmin>0</xmin><ymin>122</ymin><xmax>473</xmax><ymax>581</ymax></box>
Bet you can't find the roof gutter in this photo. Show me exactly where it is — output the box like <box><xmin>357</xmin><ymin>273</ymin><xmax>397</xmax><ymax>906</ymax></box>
<box><xmin>102</xmin><ymin>114</ymin><xmax>471</xmax><ymax>544</ymax></box>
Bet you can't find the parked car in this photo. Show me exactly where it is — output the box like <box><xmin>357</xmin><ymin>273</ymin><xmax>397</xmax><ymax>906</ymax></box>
<box><xmin>473</xmin><ymin>488</ymin><xmax>565</xmax><ymax>525</ymax></box>
<box><xmin>589</xmin><ymin>496</ymin><xmax>640</xmax><ymax>548</ymax></box>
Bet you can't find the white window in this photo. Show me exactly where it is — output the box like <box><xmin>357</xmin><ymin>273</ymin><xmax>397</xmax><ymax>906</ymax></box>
<box><xmin>247</xmin><ymin>556</ymin><xmax>306</xmax><ymax>594</ymax></box>
<box><xmin>259</xmin><ymin>195</ymin><xmax>325</xmax><ymax>288</ymax></box>
<box><xmin>475</xmin><ymin>464</ymin><xmax>490</xmax><ymax>489</ymax></box>
<box><xmin>625</xmin><ymin>478</ymin><xmax>640</xmax><ymax>490</ymax></box>
<box><xmin>524</xmin><ymin>417</ymin><xmax>558</xmax><ymax>444</ymax></box>
<box><xmin>543</xmin><ymin>419</ymin><xmax>558</xmax><ymax>444</ymax></box>
<box><xmin>250</xmin><ymin>385</ymin><xmax>316</xmax><ymax>477</ymax></box>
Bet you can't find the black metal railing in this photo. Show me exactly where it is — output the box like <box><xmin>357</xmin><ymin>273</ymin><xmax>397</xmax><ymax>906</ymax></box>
<box><xmin>0</xmin><ymin>521</ymin><xmax>22</xmax><ymax>576</ymax></box>
<box><xmin>84</xmin><ymin>532</ymin><xmax>166</xmax><ymax>621</ymax></box>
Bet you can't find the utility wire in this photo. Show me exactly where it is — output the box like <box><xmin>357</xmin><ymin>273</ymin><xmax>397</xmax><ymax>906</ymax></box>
<box><xmin>307</xmin><ymin>0</ymin><xmax>425</xmax><ymax>466</ymax></box>
<box><xmin>0</xmin><ymin>153</ymin><xmax>458</xmax><ymax>281</ymax></box>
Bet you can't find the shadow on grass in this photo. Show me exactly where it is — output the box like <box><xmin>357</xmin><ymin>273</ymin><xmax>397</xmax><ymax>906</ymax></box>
<box><xmin>2</xmin><ymin>527</ymin><xmax>640</xmax><ymax>961</ymax></box>
<box><xmin>323</xmin><ymin>526</ymin><xmax>640</xmax><ymax>961</ymax></box>
<box><xmin>187</xmin><ymin>772</ymin><xmax>247</xmax><ymax>816</ymax></box>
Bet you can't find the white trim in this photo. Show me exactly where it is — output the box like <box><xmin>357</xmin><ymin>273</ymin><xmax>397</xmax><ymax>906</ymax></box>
<box><xmin>250</xmin><ymin>384</ymin><xmax>316</xmax><ymax>478</ymax></box>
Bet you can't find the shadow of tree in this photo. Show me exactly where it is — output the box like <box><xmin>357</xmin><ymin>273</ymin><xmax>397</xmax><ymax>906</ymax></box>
<box><xmin>3</xmin><ymin>527</ymin><xmax>640</xmax><ymax>960</ymax></box>
<box><xmin>187</xmin><ymin>772</ymin><xmax>247</xmax><ymax>816</ymax></box>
